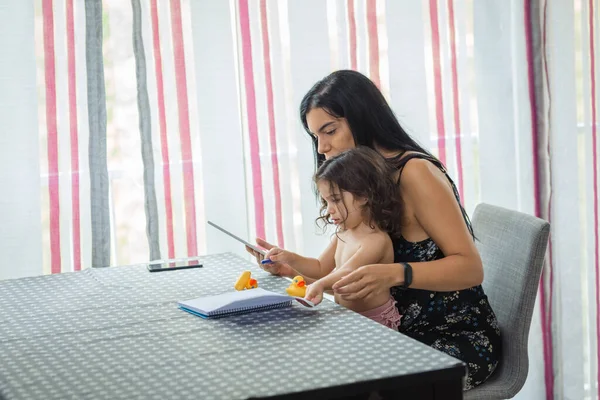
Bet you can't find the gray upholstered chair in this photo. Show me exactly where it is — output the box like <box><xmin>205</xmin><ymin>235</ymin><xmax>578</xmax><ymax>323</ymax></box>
<box><xmin>464</xmin><ymin>203</ymin><xmax>550</xmax><ymax>400</ymax></box>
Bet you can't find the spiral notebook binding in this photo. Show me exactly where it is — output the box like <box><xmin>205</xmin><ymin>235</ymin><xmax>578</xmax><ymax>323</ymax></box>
<box><xmin>208</xmin><ymin>300</ymin><xmax>292</xmax><ymax>318</ymax></box>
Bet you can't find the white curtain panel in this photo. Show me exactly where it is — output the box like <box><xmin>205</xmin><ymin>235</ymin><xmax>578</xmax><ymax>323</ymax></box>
<box><xmin>546</xmin><ymin>0</ymin><xmax>599</xmax><ymax>399</ymax></box>
<box><xmin>0</xmin><ymin>0</ymin><xmax>42</xmax><ymax>281</ymax></box>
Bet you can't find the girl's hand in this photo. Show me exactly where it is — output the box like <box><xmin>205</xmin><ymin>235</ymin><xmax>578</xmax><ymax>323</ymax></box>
<box><xmin>304</xmin><ymin>283</ymin><xmax>324</xmax><ymax>305</ymax></box>
<box><xmin>332</xmin><ymin>263</ymin><xmax>400</xmax><ymax>301</ymax></box>
<box><xmin>263</xmin><ymin>246</ymin><xmax>297</xmax><ymax>265</ymax></box>
<box><xmin>245</xmin><ymin>238</ymin><xmax>295</xmax><ymax>278</ymax></box>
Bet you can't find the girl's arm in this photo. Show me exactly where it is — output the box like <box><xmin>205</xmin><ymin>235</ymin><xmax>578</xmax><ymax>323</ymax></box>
<box><xmin>264</xmin><ymin>236</ymin><xmax>337</xmax><ymax>280</ymax></box>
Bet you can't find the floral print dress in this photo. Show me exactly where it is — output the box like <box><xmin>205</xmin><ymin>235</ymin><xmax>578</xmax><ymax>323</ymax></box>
<box><xmin>389</xmin><ymin>153</ymin><xmax>501</xmax><ymax>390</ymax></box>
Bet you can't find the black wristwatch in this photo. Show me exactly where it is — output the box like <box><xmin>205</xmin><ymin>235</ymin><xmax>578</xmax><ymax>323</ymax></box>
<box><xmin>401</xmin><ymin>262</ymin><xmax>413</xmax><ymax>289</ymax></box>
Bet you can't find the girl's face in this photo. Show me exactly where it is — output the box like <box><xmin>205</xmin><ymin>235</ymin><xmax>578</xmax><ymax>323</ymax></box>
<box><xmin>317</xmin><ymin>180</ymin><xmax>366</xmax><ymax>230</ymax></box>
<box><xmin>306</xmin><ymin>107</ymin><xmax>355</xmax><ymax>159</ymax></box>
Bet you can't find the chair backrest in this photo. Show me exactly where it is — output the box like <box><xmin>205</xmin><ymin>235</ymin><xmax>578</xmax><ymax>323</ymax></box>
<box><xmin>471</xmin><ymin>203</ymin><xmax>550</xmax><ymax>397</ymax></box>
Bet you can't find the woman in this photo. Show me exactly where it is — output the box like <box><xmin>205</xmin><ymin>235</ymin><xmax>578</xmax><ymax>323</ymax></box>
<box><xmin>246</xmin><ymin>70</ymin><xmax>501</xmax><ymax>390</ymax></box>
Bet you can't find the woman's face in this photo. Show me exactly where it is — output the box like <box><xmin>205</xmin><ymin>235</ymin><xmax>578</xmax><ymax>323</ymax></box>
<box><xmin>306</xmin><ymin>107</ymin><xmax>355</xmax><ymax>159</ymax></box>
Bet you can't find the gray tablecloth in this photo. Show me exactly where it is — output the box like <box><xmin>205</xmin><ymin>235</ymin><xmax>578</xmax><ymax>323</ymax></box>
<box><xmin>0</xmin><ymin>253</ymin><xmax>464</xmax><ymax>399</ymax></box>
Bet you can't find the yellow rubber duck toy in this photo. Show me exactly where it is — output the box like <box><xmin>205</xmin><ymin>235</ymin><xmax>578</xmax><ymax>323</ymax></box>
<box><xmin>234</xmin><ymin>271</ymin><xmax>258</xmax><ymax>291</ymax></box>
<box><xmin>286</xmin><ymin>275</ymin><xmax>306</xmax><ymax>297</ymax></box>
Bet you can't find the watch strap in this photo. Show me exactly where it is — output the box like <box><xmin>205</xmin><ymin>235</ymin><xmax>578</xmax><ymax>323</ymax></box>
<box><xmin>401</xmin><ymin>262</ymin><xmax>413</xmax><ymax>289</ymax></box>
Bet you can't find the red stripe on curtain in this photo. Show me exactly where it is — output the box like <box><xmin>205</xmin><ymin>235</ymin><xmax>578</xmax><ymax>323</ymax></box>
<box><xmin>42</xmin><ymin>0</ymin><xmax>62</xmax><ymax>274</ymax></box>
<box><xmin>259</xmin><ymin>0</ymin><xmax>284</xmax><ymax>247</ymax></box>
<box><xmin>66</xmin><ymin>0</ymin><xmax>81</xmax><ymax>271</ymax></box>
<box><xmin>589</xmin><ymin>1</ymin><xmax>600</xmax><ymax>397</ymax></box>
<box><xmin>170</xmin><ymin>0</ymin><xmax>198</xmax><ymax>256</ymax></box>
<box><xmin>446</xmin><ymin>0</ymin><xmax>464</xmax><ymax>202</ymax></box>
<box><xmin>347</xmin><ymin>0</ymin><xmax>358</xmax><ymax>70</ymax></box>
<box><xmin>151</xmin><ymin>0</ymin><xmax>175</xmax><ymax>260</ymax></box>
<box><xmin>524</xmin><ymin>1</ymin><xmax>553</xmax><ymax>398</ymax></box>
<box><xmin>366</xmin><ymin>0</ymin><xmax>380</xmax><ymax>88</ymax></box>
<box><xmin>239</xmin><ymin>0</ymin><xmax>266</xmax><ymax>239</ymax></box>
<box><xmin>541</xmin><ymin>2</ymin><xmax>556</xmax><ymax>399</ymax></box>
<box><xmin>428</xmin><ymin>0</ymin><xmax>447</xmax><ymax>166</ymax></box>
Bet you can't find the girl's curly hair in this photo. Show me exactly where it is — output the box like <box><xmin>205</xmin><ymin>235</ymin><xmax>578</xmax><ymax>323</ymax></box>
<box><xmin>314</xmin><ymin>147</ymin><xmax>403</xmax><ymax>237</ymax></box>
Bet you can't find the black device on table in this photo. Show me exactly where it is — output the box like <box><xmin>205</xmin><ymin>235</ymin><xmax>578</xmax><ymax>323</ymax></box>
<box><xmin>147</xmin><ymin>260</ymin><xmax>203</xmax><ymax>272</ymax></box>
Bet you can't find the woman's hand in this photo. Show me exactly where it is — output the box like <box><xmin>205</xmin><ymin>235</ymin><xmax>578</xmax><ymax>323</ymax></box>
<box><xmin>245</xmin><ymin>238</ymin><xmax>295</xmax><ymax>278</ymax></box>
<box><xmin>332</xmin><ymin>263</ymin><xmax>402</xmax><ymax>301</ymax></box>
<box><xmin>304</xmin><ymin>283</ymin><xmax>324</xmax><ymax>305</ymax></box>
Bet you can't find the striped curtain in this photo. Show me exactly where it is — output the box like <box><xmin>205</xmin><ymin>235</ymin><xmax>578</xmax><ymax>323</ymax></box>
<box><xmin>33</xmin><ymin>0</ymin><xmax>207</xmax><ymax>271</ymax></box>
<box><xmin>1</xmin><ymin>0</ymin><xmax>599</xmax><ymax>398</ymax></box>
<box><xmin>534</xmin><ymin>0</ymin><xmax>600</xmax><ymax>399</ymax></box>
<box><xmin>37</xmin><ymin>0</ymin><xmax>90</xmax><ymax>273</ymax></box>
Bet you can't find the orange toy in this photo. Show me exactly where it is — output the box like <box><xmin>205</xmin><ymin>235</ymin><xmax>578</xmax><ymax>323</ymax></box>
<box><xmin>234</xmin><ymin>271</ymin><xmax>258</xmax><ymax>291</ymax></box>
<box><xmin>286</xmin><ymin>275</ymin><xmax>306</xmax><ymax>297</ymax></box>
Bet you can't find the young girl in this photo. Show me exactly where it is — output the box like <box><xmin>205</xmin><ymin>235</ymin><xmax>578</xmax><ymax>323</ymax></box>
<box><xmin>263</xmin><ymin>147</ymin><xmax>403</xmax><ymax>329</ymax></box>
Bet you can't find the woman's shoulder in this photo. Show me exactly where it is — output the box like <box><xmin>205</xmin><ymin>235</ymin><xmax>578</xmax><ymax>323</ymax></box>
<box><xmin>398</xmin><ymin>153</ymin><xmax>447</xmax><ymax>188</ymax></box>
<box><xmin>396</xmin><ymin>154</ymin><xmax>456</xmax><ymax>214</ymax></box>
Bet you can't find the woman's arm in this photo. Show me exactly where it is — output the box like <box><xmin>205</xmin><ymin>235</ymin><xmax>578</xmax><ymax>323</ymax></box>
<box><xmin>332</xmin><ymin>158</ymin><xmax>483</xmax><ymax>298</ymax></box>
<box><xmin>312</xmin><ymin>237</ymin><xmax>386</xmax><ymax>290</ymax></box>
<box><xmin>401</xmin><ymin>158</ymin><xmax>483</xmax><ymax>290</ymax></box>
<box><xmin>306</xmin><ymin>237</ymin><xmax>386</xmax><ymax>304</ymax></box>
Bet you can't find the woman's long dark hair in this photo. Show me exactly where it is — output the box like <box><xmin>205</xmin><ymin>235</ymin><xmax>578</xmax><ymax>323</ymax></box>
<box><xmin>300</xmin><ymin>69</ymin><xmax>434</xmax><ymax>169</ymax></box>
<box><xmin>314</xmin><ymin>147</ymin><xmax>403</xmax><ymax>238</ymax></box>
<box><xmin>301</xmin><ymin>70</ymin><xmax>475</xmax><ymax>240</ymax></box>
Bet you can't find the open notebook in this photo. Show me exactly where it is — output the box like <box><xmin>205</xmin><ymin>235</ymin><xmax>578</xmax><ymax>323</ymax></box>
<box><xmin>178</xmin><ymin>288</ymin><xmax>314</xmax><ymax>319</ymax></box>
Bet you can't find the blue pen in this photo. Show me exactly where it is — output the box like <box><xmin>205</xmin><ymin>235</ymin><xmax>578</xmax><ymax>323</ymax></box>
<box><xmin>261</xmin><ymin>259</ymin><xmax>273</xmax><ymax>264</ymax></box>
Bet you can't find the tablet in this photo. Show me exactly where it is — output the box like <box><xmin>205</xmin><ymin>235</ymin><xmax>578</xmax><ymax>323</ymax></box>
<box><xmin>207</xmin><ymin>221</ymin><xmax>267</xmax><ymax>256</ymax></box>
